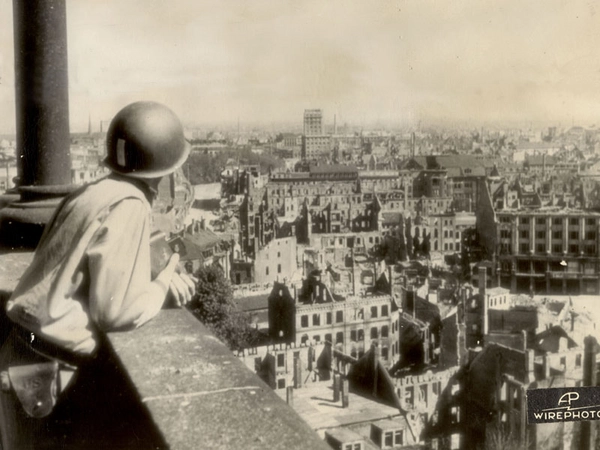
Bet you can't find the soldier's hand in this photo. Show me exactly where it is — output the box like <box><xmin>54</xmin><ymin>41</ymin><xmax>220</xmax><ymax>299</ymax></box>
<box><xmin>168</xmin><ymin>271</ymin><xmax>197</xmax><ymax>307</ymax></box>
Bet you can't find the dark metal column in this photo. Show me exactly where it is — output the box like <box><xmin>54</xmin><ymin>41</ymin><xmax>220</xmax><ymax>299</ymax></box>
<box><xmin>0</xmin><ymin>0</ymin><xmax>73</xmax><ymax>249</ymax></box>
<box><xmin>14</xmin><ymin>0</ymin><xmax>71</xmax><ymax>188</ymax></box>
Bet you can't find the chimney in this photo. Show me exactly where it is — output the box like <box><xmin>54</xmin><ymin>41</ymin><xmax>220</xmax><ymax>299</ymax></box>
<box><xmin>478</xmin><ymin>266</ymin><xmax>487</xmax><ymax>297</ymax></box>
<box><xmin>351</xmin><ymin>248</ymin><xmax>357</xmax><ymax>296</ymax></box>
<box><xmin>583</xmin><ymin>336</ymin><xmax>597</xmax><ymax>387</ymax></box>
<box><xmin>333</xmin><ymin>374</ymin><xmax>341</xmax><ymax>402</ymax></box>
<box><xmin>341</xmin><ymin>378</ymin><xmax>349</xmax><ymax>408</ymax></box>
<box><xmin>558</xmin><ymin>337</ymin><xmax>568</xmax><ymax>353</ymax></box>
<box><xmin>372</xmin><ymin>342</ymin><xmax>379</xmax><ymax>398</ymax></box>
<box><xmin>286</xmin><ymin>386</ymin><xmax>294</xmax><ymax>406</ymax></box>
<box><xmin>293</xmin><ymin>356</ymin><xmax>302</xmax><ymax>389</ymax></box>
<box><xmin>479</xmin><ymin>267</ymin><xmax>489</xmax><ymax>337</ymax></box>
<box><xmin>581</xmin><ymin>336</ymin><xmax>599</xmax><ymax>450</ymax></box>
<box><xmin>542</xmin><ymin>353</ymin><xmax>551</xmax><ymax>379</ymax></box>
<box><xmin>522</xmin><ymin>329</ymin><xmax>528</xmax><ymax>351</ymax></box>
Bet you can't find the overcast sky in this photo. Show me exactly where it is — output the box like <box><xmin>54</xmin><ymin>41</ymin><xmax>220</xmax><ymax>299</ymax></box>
<box><xmin>0</xmin><ymin>0</ymin><xmax>599</xmax><ymax>133</ymax></box>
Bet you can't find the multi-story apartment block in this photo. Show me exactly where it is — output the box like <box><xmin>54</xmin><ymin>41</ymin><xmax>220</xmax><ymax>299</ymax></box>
<box><xmin>494</xmin><ymin>210</ymin><xmax>600</xmax><ymax>295</ymax></box>
<box><xmin>302</xmin><ymin>135</ymin><xmax>332</xmax><ymax>159</ymax></box>
<box><xmin>477</xmin><ymin>173</ymin><xmax>600</xmax><ymax>295</ymax></box>
<box><xmin>268</xmin><ymin>278</ymin><xmax>401</xmax><ymax>367</ymax></box>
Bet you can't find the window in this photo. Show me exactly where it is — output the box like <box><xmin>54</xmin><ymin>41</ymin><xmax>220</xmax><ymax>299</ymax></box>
<box><xmin>371</xmin><ymin>327</ymin><xmax>378</xmax><ymax>339</ymax></box>
<box><xmin>520</xmin><ymin>230</ymin><xmax>529</xmax><ymax>239</ymax></box>
<box><xmin>336</xmin><ymin>311</ymin><xmax>343</xmax><ymax>323</ymax></box>
<box><xmin>500</xmin><ymin>229</ymin><xmax>510</xmax><ymax>239</ymax></box>
<box><xmin>381</xmin><ymin>347</ymin><xmax>389</xmax><ymax>359</ymax></box>
<box><xmin>351</xmin><ymin>330</ymin><xmax>357</xmax><ymax>341</ymax></box>
<box><xmin>537</xmin><ymin>230</ymin><xmax>546</xmax><ymax>239</ymax></box>
<box><xmin>570</xmin><ymin>231</ymin><xmax>579</xmax><ymax>240</ymax></box>
<box><xmin>336</xmin><ymin>332</ymin><xmax>344</xmax><ymax>344</ymax></box>
<box><xmin>536</xmin><ymin>243</ymin><xmax>545</xmax><ymax>253</ymax></box>
<box><xmin>325</xmin><ymin>333</ymin><xmax>332</xmax><ymax>344</ymax></box>
<box><xmin>570</xmin><ymin>218</ymin><xmax>579</xmax><ymax>226</ymax></box>
<box><xmin>587</xmin><ymin>231</ymin><xmax>596</xmax><ymax>240</ymax></box>
<box><xmin>553</xmin><ymin>218</ymin><xmax>562</xmax><ymax>225</ymax></box>
<box><xmin>371</xmin><ymin>306</ymin><xmax>378</xmax><ymax>318</ymax></box>
<box><xmin>521</xmin><ymin>217</ymin><xmax>529</xmax><ymax>225</ymax></box>
<box><xmin>277</xmin><ymin>354</ymin><xmax>285</xmax><ymax>367</ymax></box>
<box><xmin>277</xmin><ymin>379</ymin><xmax>286</xmax><ymax>389</ymax></box>
<box><xmin>520</xmin><ymin>243</ymin><xmax>529</xmax><ymax>254</ymax></box>
<box><xmin>384</xmin><ymin>432</ymin><xmax>393</xmax><ymax>447</ymax></box>
<box><xmin>277</xmin><ymin>264</ymin><xmax>281</xmax><ymax>274</ymax></box>
<box><xmin>553</xmin><ymin>230</ymin><xmax>562</xmax><ymax>239</ymax></box>
<box><xmin>553</xmin><ymin>244</ymin><xmax>562</xmax><ymax>253</ymax></box>
<box><xmin>326</xmin><ymin>312</ymin><xmax>332</xmax><ymax>325</ymax></box>
<box><xmin>394</xmin><ymin>430</ymin><xmax>404</xmax><ymax>445</ymax></box>
<box><xmin>266</xmin><ymin>267</ymin><xmax>269</xmax><ymax>276</ymax></box>
<box><xmin>382</xmin><ymin>305</ymin><xmax>389</xmax><ymax>316</ymax></box>
<box><xmin>587</xmin><ymin>218</ymin><xmax>596</xmax><ymax>227</ymax></box>
<box><xmin>358</xmin><ymin>329</ymin><xmax>364</xmax><ymax>341</ymax></box>
<box><xmin>570</xmin><ymin>244</ymin><xmax>579</xmax><ymax>254</ymax></box>
<box><xmin>301</xmin><ymin>315</ymin><xmax>308</xmax><ymax>328</ymax></box>
<box><xmin>382</xmin><ymin>326</ymin><xmax>389</xmax><ymax>338</ymax></box>
<box><xmin>312</xmin><ymin>314</ymin><xmax>320</xmax><ymax>326</ymax></box>
<box><xmin>536</xmin><ymin>218</ymin><xmax>546</xmax><ymax>225</ymax></box>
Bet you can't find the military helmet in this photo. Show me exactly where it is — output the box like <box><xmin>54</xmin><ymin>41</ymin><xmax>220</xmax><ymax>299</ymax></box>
<box><xmin>104</xmin><ymin>101</ymin><xmax>190</xmax><ymax>179</ymax></box>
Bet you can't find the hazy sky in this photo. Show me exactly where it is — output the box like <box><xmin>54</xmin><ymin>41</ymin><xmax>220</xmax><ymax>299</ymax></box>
<box><xmin>0</xmin><ymin>0</ymin><xmax>599</xmax><ymax>133</ymax></box>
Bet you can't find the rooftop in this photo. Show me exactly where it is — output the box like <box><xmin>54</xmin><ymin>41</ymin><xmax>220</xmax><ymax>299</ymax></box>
<box><xmin>275</xmin><ymin>380</ymin><xmax>405</xmax><ymax>437</ymax></box>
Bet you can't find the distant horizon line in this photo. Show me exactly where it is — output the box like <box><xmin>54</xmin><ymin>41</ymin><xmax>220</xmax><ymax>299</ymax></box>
<box><xmin>0</xmin><ymin>117</ymin><xmax>595</xmax><ymax>137</ymax></box>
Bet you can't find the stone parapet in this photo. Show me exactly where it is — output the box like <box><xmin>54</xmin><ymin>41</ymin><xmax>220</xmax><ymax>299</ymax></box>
<box><xmin>107</xmin><ymin>309</ymin><xmax>329</xmax><ymax>450</ymax></box>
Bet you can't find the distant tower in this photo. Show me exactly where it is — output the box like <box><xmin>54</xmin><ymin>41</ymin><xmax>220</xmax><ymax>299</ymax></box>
<box><xmin>303</xmin><ymin>109</ymin><xmax>323</xmax><ymax>136</ymax></box>
<box><xmin>333</xmin><ymin>114</ymin><xmax>337</xmax><ymax>135</ymax></box>
<box><xmin>87</xmin><ymin>113</ymin><xmax>92</xmax><ymax>135</ymax></box>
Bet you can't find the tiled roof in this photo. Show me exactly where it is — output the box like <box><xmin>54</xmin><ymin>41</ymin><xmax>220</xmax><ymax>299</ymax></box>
<box><xmin>310</xmin><ymin>164</ymin><xmax>358</xmax><ymax>174</ymax></box>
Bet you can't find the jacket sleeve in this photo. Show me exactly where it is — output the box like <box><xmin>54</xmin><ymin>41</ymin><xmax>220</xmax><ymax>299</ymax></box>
<box><xmin>86</xmin><ymin>198</ymin><xmax>167</xmax><ymax>331</ymax></box>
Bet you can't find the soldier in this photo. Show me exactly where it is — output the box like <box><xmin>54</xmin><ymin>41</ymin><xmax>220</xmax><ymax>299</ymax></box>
<box><xmin>0</xmin><ymin>101</ymin><xmax>196</xmax><ymax>449</ymax></box>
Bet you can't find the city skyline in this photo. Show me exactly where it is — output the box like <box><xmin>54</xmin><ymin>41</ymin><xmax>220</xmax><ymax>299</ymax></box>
<box><xmin>0</xmin><ymin>0</ymin><xmax>600</xmax><ymax>133</ymax></box>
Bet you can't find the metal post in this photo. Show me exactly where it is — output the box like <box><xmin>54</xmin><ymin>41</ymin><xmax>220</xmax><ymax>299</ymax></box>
<box><xmin>0</xmin><ymin>0</ymin><xmax>73</xmax><ymax>249</ymax></box>
<box><xmin>13</xmin><ymin>0</ymin><xmax>71</xmax><ymax>188</ymax></box>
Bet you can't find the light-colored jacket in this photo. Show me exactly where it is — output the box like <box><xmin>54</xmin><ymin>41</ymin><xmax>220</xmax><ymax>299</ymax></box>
<box><xmin>7</xmin><ymin>176</ymin><xmax>159</xmax><ymax>355</ymax></box>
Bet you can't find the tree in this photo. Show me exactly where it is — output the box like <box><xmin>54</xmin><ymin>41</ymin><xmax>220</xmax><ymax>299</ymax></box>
<box><xmin>188</xmin><ymin>265</ymin><xmax>259</xmax><ymax>350</ymax></box>
<box><xmin>422</xmin><ymin>233</ymin><xmax>431</xmax><ymax>257</ymax></box>
<box><xmin>413</xmin><ymin>236</ymin><xmax>421</xmax><ymax>256</ymax></box>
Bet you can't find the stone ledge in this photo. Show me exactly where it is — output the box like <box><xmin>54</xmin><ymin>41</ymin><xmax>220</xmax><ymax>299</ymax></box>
<box><xmin>107</xmin><ymin>309</ymin><xmax>330</xmax><ymax>450</ymax></box>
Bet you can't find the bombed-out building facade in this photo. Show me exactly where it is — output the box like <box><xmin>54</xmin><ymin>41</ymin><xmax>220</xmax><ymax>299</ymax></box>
<box><xmin>229</xmin><ymin>126</ymin><xmax>600</xmax><ymax>449</ymax></box>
